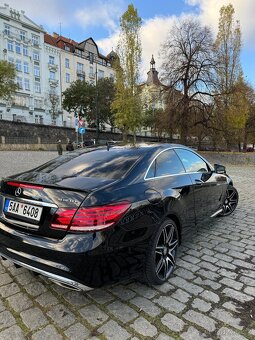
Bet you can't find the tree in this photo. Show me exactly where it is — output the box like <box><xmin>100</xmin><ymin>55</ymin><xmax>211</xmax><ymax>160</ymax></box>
<box><xmin>112</xmin><ymin>4</ymin><xmax>142</xmax><ymax>143</ymax></box>
<box><xmin>0</xmin><ymin>60</ymin><xmax>17</xmax><ymax>99</ymax></box>
<box><xmin>213</xmin><ymin>3</ymin><xmax>243</xmax><ymax>149</ymax></box>
<box><xmin>160</xmin><ymin>18</ymin><xmax>215</xmax><ymax>144</ymax></box>
<box><xmin>62</xmin><ymin>80</ymin><xmax>95</xmax><ymax>120</ymax></box>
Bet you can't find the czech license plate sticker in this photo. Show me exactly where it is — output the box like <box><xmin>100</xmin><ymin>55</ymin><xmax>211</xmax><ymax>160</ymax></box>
<box><xmin>4</xmin><ymin>199</ymin><xmax>42</xmax><ymax>222</ymax></box>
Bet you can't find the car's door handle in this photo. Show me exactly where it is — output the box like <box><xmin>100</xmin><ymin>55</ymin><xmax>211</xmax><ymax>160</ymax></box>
<box><xmin>195</xmin><ymin>179</ymin><xmax>204</xmax><ymax>185</ymax></box>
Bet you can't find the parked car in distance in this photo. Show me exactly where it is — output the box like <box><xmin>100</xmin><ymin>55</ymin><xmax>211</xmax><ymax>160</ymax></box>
<box><xmin>0</xmin><ymin>144</ymin><xmax>238</xmax><ymax>290</ymax></box>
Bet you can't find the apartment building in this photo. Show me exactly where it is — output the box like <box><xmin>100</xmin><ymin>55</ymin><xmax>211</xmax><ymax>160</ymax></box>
<box><xmin>0</xmin><ymin>4</ymin><xmax>115</xmax><ymax>127</ymax></box>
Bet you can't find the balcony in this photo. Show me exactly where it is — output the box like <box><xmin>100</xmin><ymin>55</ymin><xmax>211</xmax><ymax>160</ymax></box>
<box><xmin>3</xmin><ymin>31</ymin><xmax>31</xmax><ymax>43</ymax></box>
<box><xmin>48</xmin><ymin>63</ymin><xmax>58</xmax><ymax>71</ymax></box>
<box><xmin>48</xmin><ymin>79</ymin><xmax>59</xmax><ymax>87</ymax></box>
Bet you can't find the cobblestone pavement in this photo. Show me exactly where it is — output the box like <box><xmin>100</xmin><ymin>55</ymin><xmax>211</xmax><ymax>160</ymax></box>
<box><xmin>0</xmin><ymin>152</ymin><xmax>254</xmax><ymax>339</ymax></box>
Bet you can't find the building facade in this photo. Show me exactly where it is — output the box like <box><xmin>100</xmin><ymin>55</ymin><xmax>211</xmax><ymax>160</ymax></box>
<box><xmin>0</xmin><ymin>4</ymin><xmax>115</xmax><ymax>127</ymax></box>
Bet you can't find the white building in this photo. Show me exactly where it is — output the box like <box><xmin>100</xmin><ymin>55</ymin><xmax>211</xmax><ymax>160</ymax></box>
<box><xmin>0</xmin><ymin>4</ymin><xmax>115</xmax><ymax>127</ymax></box>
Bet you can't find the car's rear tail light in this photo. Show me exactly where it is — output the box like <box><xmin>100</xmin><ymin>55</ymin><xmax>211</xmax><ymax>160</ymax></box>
<box><xmin>50</xmin><ymin>202</ymin><xmax>131</xmax><ymax>232</ymax></box>
<box><xmin>50</xmin><ymin>208</ymin><xmax>77</xmax><ymax>230</ymax></box>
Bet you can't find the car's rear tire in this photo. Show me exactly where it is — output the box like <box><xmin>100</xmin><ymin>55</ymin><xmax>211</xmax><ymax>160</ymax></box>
<box><xmin>219</xmin><ymin>185</ymin><xmax>239</xmax><ymax>216</ymax></box>
<box><xmin>144</xmin><ymin>218</ymin><xmax>179</xmax><ymax>285</ymax></box>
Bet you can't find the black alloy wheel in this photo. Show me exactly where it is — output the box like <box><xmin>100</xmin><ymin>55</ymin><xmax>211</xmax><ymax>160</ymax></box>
<box><xmin>144</xmin><ymin>218</ymin><xmax>179</xmax><ymax>285</ymax></box>
<box><xmin>220</xmin><ymin>185</ymin><xmax>239</xmax><ymax>216</ymax></box>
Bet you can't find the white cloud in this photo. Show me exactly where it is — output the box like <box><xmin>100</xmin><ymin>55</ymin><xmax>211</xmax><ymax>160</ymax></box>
<box><xmin>186</xmin><ymin>0</ymin><xmax>255</xmax><ymax>46</ymax></box>
<box><xmin>74</xmin><ymin>0</ymin><xmax>124</xmax><ymax>32</ymax></box>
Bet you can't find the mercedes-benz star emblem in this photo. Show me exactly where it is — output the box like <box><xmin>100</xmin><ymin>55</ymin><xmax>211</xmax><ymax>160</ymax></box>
<box><xmin>15</xmin><ymin>187</ymin><xmax>22</xmax><ymax>196</ymax></box>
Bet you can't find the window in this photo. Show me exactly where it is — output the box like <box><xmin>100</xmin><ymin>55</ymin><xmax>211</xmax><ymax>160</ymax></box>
<box><xmin>24</xmin><ymin>79</ymin><xmax>30</xmax><ymax>91</ymax></box>
<box><xmin>7</xmin><ymin>40</ymin><xmax>14</xmax><ymax>52</ymax></box>
<box><xmin>89</xmin><ymin>52</ymin><xmax>94</xmax><ymax>64</ymax></box>
<box><xmin>89</xmin><ymin>66</ymin><xmax>93</xmax><ymax>77</ymax></box>
<box><xmin>4</xmin><ymin>24</ymin><xmax>10</xmax><ymax>36</ymax></box>
<box><xmin>8</xmin><ymin>57</ymin><xmax>14</xmax><ymax>64</ymax></box>
<box><xmin>110</xmin><ymin>73</ymin><xmax>114</xmax><ymax>80</ymax></box>
<box><xmin>34</xmin><ymin>81</ymin><xmax>41</xmax><ymax>93</ymax></box>
<box><xmin>146</xmin><ymin>149</ymin><xmax>185</xmax><ymax>179</ymax></box>
<box><xmin>15</xmin><ymin>42</ymin><xmax>21</xmax><ymax>54</ymax></box>
<box><xmin>23</xmin><ymin>62</ymin><xmax>29</xmax><ymax>73</ymax></box>
<box><xmin>34</xmin><ymin>66</ymin><xmax>40</xmax><ymax>77</ymax></box>
<box><xmin>98</xmin><ymin>70</ymin><xmax>104</xmax><ymax>79</ymax></box>
<box><xmin>65</xmin><ymin>58</ymin><xmax>70</xmax><ymax>68</ymax></box>
<box><xmin>16</xmin><ymin>76</ymin><xmax>23</xmax><ymax>89</ymax></box>
<box><xmin>175</xmin><ymin>149</ymin><xmax>208</xmax><ymax>173</ymax></box>
<box><xmin>20</xmin><ymin>30</ymin><xmax>26</xmax><ymax>41</ymax></box>
<box><xmin>16</xmin><ymin>60</ymin><xmax>22</xmax><ymax>72</ymax></box>
<box><xmin>66</xmin><ymin>73</ymin><xmax>70</xmax><ymax>83</ymax></box>
<box><xmin>23</xmin><ymin>45</ymin><xmax>28</xmax><ymax>56</ymax></box>
<box><xmin>77</xmin><ymin>62</ymin><xmax>83</xmax><ymax>73</ymax></box>
<box><xmin>32</xmin><ymin>34</ymin><xmax>40</xmax><ymax>46</ymax></box>
<box><xmin>49</xmin><ymin>56</ymin><xmax>55</xmax><ymax>65</ymax></box>
<box><xmin>49</xmin><ymin>71</ymin><xmax>55</xmax><ymax>80</ymax></box>
<box><xmin>64</xmin><ymin>45</ymin><xmax>70</xmax><ymax>51</ymax></box>
<box><xmin>33</xmin><ymin>50</ymin><xmax>40</xmax><ymax>61</ymax></box>
<box><xmin>34</xmin><ymin>99</ymin><xmax>43</xmax><ymax>108</ymax></box>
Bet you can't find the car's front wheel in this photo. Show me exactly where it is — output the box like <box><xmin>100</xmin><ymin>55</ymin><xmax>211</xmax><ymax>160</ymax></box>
<box><xmin>144</xmin><ymin>218</ymin><xmax>179</xmax><ymax>285</ymax></box>
<box><xmin>220</xmin><ymin>185</ymin><xmax>239</xmax><ymax>216</ymax></box>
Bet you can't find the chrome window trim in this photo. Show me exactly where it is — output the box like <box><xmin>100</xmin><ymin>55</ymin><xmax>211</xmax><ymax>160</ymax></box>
<box><xmin>144</xmin><ymin>147</ymin><xmax>211</xmax><ymax>181</ymax></box>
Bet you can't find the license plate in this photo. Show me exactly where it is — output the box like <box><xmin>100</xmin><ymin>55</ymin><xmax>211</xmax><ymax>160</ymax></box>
<box><xmin>4</xmin><ymin>199</ymin><xmax>42</xmax><ymax>222</ymax></box>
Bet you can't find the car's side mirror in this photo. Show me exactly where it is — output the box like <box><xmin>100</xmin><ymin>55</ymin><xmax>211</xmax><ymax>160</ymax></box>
<box><xmin>214</xmin><ymin>164</ymin><xmax>226</xmax><ymax>174</ymax></box>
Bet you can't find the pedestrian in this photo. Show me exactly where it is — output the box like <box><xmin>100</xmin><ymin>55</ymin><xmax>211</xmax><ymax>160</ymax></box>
<box><xmin>66</xmin><ymin>139</ymin><xmax>74</xmax><ymax>151</ymax></box>
<box><xmin>57</xmin><ymin>140</ymin><xmax>63</xmax><ymax>155</ymax></box>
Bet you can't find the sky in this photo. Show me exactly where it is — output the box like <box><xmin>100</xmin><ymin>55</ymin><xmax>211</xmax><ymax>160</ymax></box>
<box><xmin>2</xmin><ymin>0</ymin><xmax>254</xmax><ymax>86</ymax></box>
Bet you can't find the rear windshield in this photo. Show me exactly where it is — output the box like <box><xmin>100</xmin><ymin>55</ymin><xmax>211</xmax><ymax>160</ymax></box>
<box><xmin>33</xmin><ymin>148</ymin><xmax>140</xmax><ymax>180</ymax></box>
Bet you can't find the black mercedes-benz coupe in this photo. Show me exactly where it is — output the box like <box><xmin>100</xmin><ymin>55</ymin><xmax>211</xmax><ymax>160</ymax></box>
<box><xmin>0</xmin><ymin>144</ymin><xmax>238</xmax><ymax>290</ymax></box>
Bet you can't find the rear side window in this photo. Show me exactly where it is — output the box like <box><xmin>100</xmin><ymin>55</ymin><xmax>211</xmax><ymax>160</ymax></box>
<box><xmin>146</xmin><ymin>149</ymin><xmax>185</xmax><ymax>178</ymax></box>
<box><xmin>175</xmin><ymin>149</ymin><xmax>208</xmax><ymax>173</ymax></box>
<box><xmin>34</xmin><ymin>149</ymin><xmax>140</xmax><ymax>180</ymax></box>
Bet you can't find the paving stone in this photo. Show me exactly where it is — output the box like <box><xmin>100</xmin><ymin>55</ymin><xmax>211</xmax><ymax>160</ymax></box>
<box><xmin>131</xmin><ymin>296</ymin><xmax>161</xmax><ymax>317</ymax></box>
<box><xmin>243</xmin><ymin>286</ymin><xmax>255</xmax><ymax>297</ymax></box>
<box><xmin>216</xmin><ymin>260</ymin><xmax>236</xmax><ymax>270</ymax></box>
<box><xmin>87</xmin><ymin>289</ymin><xmax>114</xmax><ymax>304</ymax></box>
<box><xmin>31</xmin><ymin>325</ymin><xmax>62</xmax><ymax>340</ymax></box>
<box><xmin>7</xmin><ymin>292</ymin><xmax>33</xmax><ymax>312</ymax></box>
<box><xmin>64</xmin><ymin>322</ymin><xmax>90</xmax><ymax>340</ymax></box>
<box><xmin>24</xmin><ymin>281</ymin><xmax>47</xmax><ymax>297</ymax></box>
<box><xmin>239</xmin><ymin>275</ymin><xmax>255</xmax><ymax>286</ymax></box>
<box><xmin>154</xmin><ymin>296</ymin><xmax>186</xmax><ymax>313</ymax></box>
<box><xmin>157</xmin><ymin>333</ymin><xmax>174</xmax><ymax>340</ymax></box>
<box><xmin>0</xmin><ymin>273</ymin><xmax>13</xmax><ymax>286</ymax></box>
<box><xmin>15</xmin><ymin>271</ymin><xmax>36</xmax><ymax>285</ymax></box>
<box><xmin>108</xmin><ymin>285</ymin><xmax>136</xmax><ymax>301</ymax></box>
<box><xmin>175</xmin><ymin>268</ymin><xmax>196</xmax><ymax>280</ymax></box>
<box><xmin>171</xmin><ymin>289</ymin><xmax>192</xmax><ymax>303</ymax></box>
<box><xmin>0</xmin><ymin>311</ymin><xmax>16</xmax><ymax>330</ymax></box>
<box><xmin>107</xmin><ymin>300</ymin><xmax>138</xmax><ymax>323</ymax></box>
<box><xmin>233</xmin><ymin>259</ymin><xmax>255</xmax><ymax>270</ymax></box>
<box><xmin>47</xmin><ymin>304</ymin><xmax>75</xmax><ymax>329</ymax></box>
<box><xmin>128</xmin><ymin>282</ymin><xmax>158</xmax><ymax>299</ymax></box>
<box><xmin>20</xmin><ymin>307</ymin><xmax>48</xmax><ymax>331</ymax></box>
<box><xmin>35</xmin><ymin>291</ymin><xmax>59</xmax><ymax>307</ymax></box>
<box><xmin>182</xmin><ymin>255</ymin><xmax>201</xmax><ymax>264</ymax></box>
<box><xmin>176</xmin><ymin>259</ymin><xmax>200</xmax><ymax>272</ymax></box>
<box><xmin>183</xmin><ymin>310</ymin><xmax>217</xmax><ymax>332</ymax></box>
<box><xmin>0</xmin><ymin>302</ymin><xmax>5</xmax><ymax>312</ymax></box>
<box><xmin>0</xmin><ymin>282</ymin><xmax>20</xmax><ymax>298</ymax></box>
<box><xmin>217</xmin><ymin>268</ymin><xmax>238</xmax><ymax>279</ymax></box>
<box><xmin>222</xmin><ymin>301</ymin><xmax>239</xmax><ymax>313</ymax></box>
<box><xmin>201</xmin><ymin>255</ymin><xmax>218</xmax><ymax>264</ymax></box>
<box><xmin>170</xmin><ymin>276</ymin><xmax>203</xmax><ymax>295</ymax></box>
<box><xmin>215</xmin><ymin>253</ymin><xmax>234</xmax><ymax>262</ymax></box>
<box><xmin>154</xmin><ymin>282</ymin><xmax>175</xmax><ymax>293</ymax></box>
<box><xmin>210</xmin><ymin>308</ymin><xmax>243</xmax><ymax>330</ymax></box>
<box><xmin>196</xmin><ymin>269</ymin><xmax>220</xmax><ymax>281</ymax></box>
<box><xmin>63</xmin><ymin>290</ymin><xmax>90</xmax><ymax>306</ymax></box>
<box><xmin>181</xmin><ymin>326</ymin><xmax>212</xmax><ymax>340</ymax></box>
<box><xmin>192</xmin><ymin>298</ymin><xmax>211</xmax><ymax>312</ymax></box>
<box><xmin>217</xmin><ymin>327</ymin><xmax>248</xmax><ymax>340</ymax></box>
<box><xmin>130</xmin><ymin>316</ymin><xmax>157</xmax><ymax>337</ymax></box>
<box><xmin>194</xmin><ymin>277</ymin><xmax>221</xmax><ymax>290</ymax></box>
<box><xmin>0</xmin><ymin>325</ymin><xmax>26</xmax><ymax>340</ymax></box>
<box><xmin>222</xmin><ymin>288</ymin><xmax>254</xmax><ymax>302</ymax></box>
<box><xmin>161</xmin><ymin>313</ymin><xmax>185</xmax><ymax>332</ymax></box>
<box><xmin>79</xmin><ymin>304</ymin><xmax>108</xmax><ymax>327</ymax></box>
<box><xmin>98</xmin><ymin>320</ymin><xmax>130</xmax><ymax>340</ymax></box>
<box><xmin>220</xmin><ymin>278</ymin><xmax>243</xmax><ymax>290</ymax></box>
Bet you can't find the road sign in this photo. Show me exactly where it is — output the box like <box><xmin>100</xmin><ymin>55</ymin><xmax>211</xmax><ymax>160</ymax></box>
<box><xmin>78</xmin><ymin>127</ymin><xmax>86</xmax><ymax>134</ymax></box>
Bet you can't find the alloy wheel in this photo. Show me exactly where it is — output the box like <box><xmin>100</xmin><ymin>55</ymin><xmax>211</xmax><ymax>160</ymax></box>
<box><xmin>221</xmin><ymin>186</ymin><xmax>238</xmax><ymax>216</ymax></box>
<box><xmin>155</xmin><ymin>223</ymin><xmax>178</xmax><ymax>281</ymax></box>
